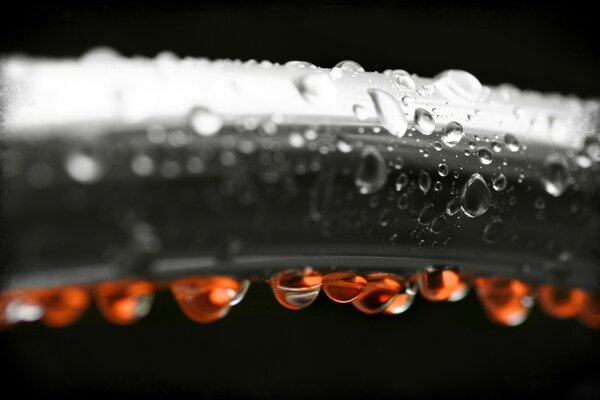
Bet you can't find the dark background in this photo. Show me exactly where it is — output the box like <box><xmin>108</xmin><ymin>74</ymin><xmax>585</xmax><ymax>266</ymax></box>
<box><xmin>1</xmin><ymin>1</ymin><xmax>599</xmax><ymax>399</ymax></box>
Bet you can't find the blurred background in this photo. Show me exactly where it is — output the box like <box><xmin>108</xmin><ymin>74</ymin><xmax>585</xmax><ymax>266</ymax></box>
<box><xmin>1</xmin><ymin>1</ymin><xmax>599</xmax><ymax>398</ymax></box>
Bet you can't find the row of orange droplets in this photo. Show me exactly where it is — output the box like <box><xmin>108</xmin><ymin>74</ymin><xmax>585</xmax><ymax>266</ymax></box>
<box><xmin>1</xmin><ymin>267</ymin><xmax>599</xmax><ymax>329</ymax></box>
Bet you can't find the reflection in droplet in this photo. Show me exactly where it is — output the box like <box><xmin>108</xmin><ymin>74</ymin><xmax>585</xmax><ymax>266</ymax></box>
<box><xmin>476</xmin><ymin>277</ymin><xmax>533</xmax><ymax>326</ymax></box>
<box><xmin>538</xmin><ymin>286</ymin><xmax>586</xmax><ymax>319</ymax></box>
<box><xmin>477</xmin><ymin>148</ymin><xmax>493</xmax><ymax>165</ymax></box>
<box><xmin>441</xmin><ymin>122</ymin><xmax>464</xmax><ymax>147</ymax></box>
<box><xmin>334</xmin><ymin>60</ymin><xmax>364</xmax><ymax>73</ymax></box>
<box><xmin>434</xmin><ymin>69</ymin><xmax>483</xmax><ymax>102</ymax></box>
<box><xmin>271</xmin><ymin>268</ymin><xmax>322</xmax><ymax>310</ymax></box>
<box><xmin>322</xmin><ymin>272</ymin><xmax>367</xmax><ymax>303</ymax></box>
<box><xmin>504</xmin><ymin>133</ymin><xmax>520</xmax><ymax>152</ymax></box>
<box><xmin>438</xmin><ymin>163</ymin><xmax>449</xmax><ymax>177</ymax></box>
<box><xmin>368</xmin><ymin>89</ymin><xmax>407</xmax><ymax>137</ymax></box>
<box><xmin>419</xmin><ymin>267</ymin><xmax>461</xmax><ymax>301</ymax></box>
<box><xmin>95</xmin><ymin>280</ymin><xmax>154</xmax><ymax>325</ymax></box>
<box><xmin>355</xmin><ymin>146</ymin><xmax>388</xmax><ymax>195</ymax></box>
<box><xmin>414</xmin><ymin>108</ymin><xmax>435</xmax><ymax>135</ymax></box>
<box><xmin>492</xmin><ymin>174</ymin><xmax>507</xmax><ymax>191</ymax></box>
<box><xmin>352</xmin><ymin>274</ymin><xmax>401</xmax><ymax>314</ymax></box>
<box><xmin>541</xmin><ymin>153</ymin><xmax>571</xmax><ymax>197</ymax></box>
<box><xmin>460</xmin><ymin>173</ymin><xmax>491</xmax><ymax>218</ymax></box>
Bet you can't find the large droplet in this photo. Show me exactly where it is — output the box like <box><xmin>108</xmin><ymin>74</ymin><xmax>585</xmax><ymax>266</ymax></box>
<box><xmin>170</xmin><ymin>276</ymin><xmax>243</xmax><ymax>323</ymax></box>
<box><xmin>352</xmin><ymin>274</ymin><xmax>401</xmax><ymax>314</ymax></box>
<box><xmin>476</xmin><ymin>277</ymin><xmax>533</xmax><ymax>326</ymax></box>
<box><xmin>460</xmin><ymin>173</ymin><xmax>491</xmax><ymax>218</ymax></box>
<box><xmin>38</xmin><ymin>287</ymin><xmax>90</xmax><ymax>328</ymax></box>
<box><xmin>441</xmin><ymin>122</ymin><xmax>464</xmax><ymax>147</ymax></box>
<box><xmin>418</xmin><ymin>267</ymin><xmax>461</xmax><ymax>302</ymax></box>
<box><xmin>414</xmin><ymin>108</ymin><xmax>435</xmax><ymax>135</ymax></box>
<box><xmin>334</xmin><ymin>60</ymin><xmax>364</xmax><ymax>73</ymax></box>
<box><xmin>367</xmin><ymin>89</ymin><xmax>407</xmax><ymax>137</ymax></box>
<box><xmin>295</xmin><ymin>73</ymin><xmax>337</xmax><ymax>105</ymax></box>
<box><xmin>355</xmin><ymin>146</ymin><xmax>388</xmax><ymax>195</ymax></box>
<box><xmin>94</xmin><ymin>280</ymin><xmax>154</xmax><ymax>325</ymax></box>
<box><xmin>271</xmin><ymin>268</ymin><xmax>322</xmax><ymax>310</ymax></box>
<box><xmin>541</xmin><ymin>153</ymin><xmax>571</xmax><ymax>197</ymax></box>
<box><xmin>434</xmin><ymin>69</ymin><xmax>483</xmax><ymax>102</ymax></box>
<box><xmin>538</xmin><ymin>286</ymin><xmax>586</xmax><ymax>319</ymax></box>
<box><xmin>190</xmin><ymin>107</ymin><xmax>223</xmax><ymax>136</ymax></box>
<box><xmin>322</xmin><ymin>272</ymin><xmax>367</xmax><ymax>303</ymax></box>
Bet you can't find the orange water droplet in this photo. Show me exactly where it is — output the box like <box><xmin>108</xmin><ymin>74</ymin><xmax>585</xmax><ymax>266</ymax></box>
<box><xmin>577</xmin><ymin>293</ymin><xmax>600</xmax><ymax>329</ymax></box>
<box><xmin>170</xmin><ymin>276</ymin><xmax>242</xmax><ymax>323</ymax></box>
<box><xmin>448</xmin><ymin>277</ymin><xmax>470</xmax><ymax>302</ymax></box>
<box><xmin>383</xmin><ymin>291</ymin><xmax>415</xmax><ymax>315</ymax></box>
<box><xmin>419</xmin><ymin>267</ymin><xmax>461</xmax><ymax>301</ymax></box>
<box><xmin>476</xmin><ymin>277</ymin><xmax>533</xmax><ymax>326</ymax></box>
<box><xmin>538</xmin><ymin>286</ymin><xmax>586</xmax><ymax>319</ymax></box>
<box><xmin>270</xmin><ymin>268</ymin><xmax>322</xmax><ymax>310</ymax></box>
<box><xmin>353</xmin><ymin>273</ymin><xmax>401</xmax><ymax>314</ymax></box>
<box><xmin>37</xmin><ymin>287</ymin><xmax>90</xmax><ymax>327</ymax></box>
<box><xmin>322</xmin><ymin>272</ymin><xmax>367</xmax><ymax>303</ymax></box>
<box><xmin>95</xmin><ymin>280</ymin><xmax>154</xmax><ymax>325</ymax></box>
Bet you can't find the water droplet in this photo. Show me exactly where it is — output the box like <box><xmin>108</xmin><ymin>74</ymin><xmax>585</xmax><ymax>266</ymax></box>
<box><xmin>355</xmin><ymin>146</ymin><xmax>388</xmax><ymax>195</ymax></box>
<box><xmin>492</xmin><ymin>174</ymin><xmax>507</xmax><ymax>191</ymax></box>
<box><xmin>397</xmin><ymin>193</ymin><xmax>410</xmax><ymax>209</ymax></box>
<box><xmin>441</xmin><ymin>122</ymin><xmax>464</xmax><ymax>147</ymax></box>
<box><xmin>460</xmin><ymin>173</ymin><xmax>491</xmax><ymax>218</ymax></box>
<box><xmin>368</xmin><ymin>89</ymin><xmax>407</xmax><ymax>137</ymax></box>
<box><xmin>322</xmin><ymin>272</ymin><xmax>367</xmax><ymax>303</ymax></box>
<box><xmin>538</xmin><ymin>286</ymin><xmax>586</xmax><ymax>319</ymax></box>
<box><xmin>483</xmin><ymin>218</ymin><xmax>504</xmax><ymax>243</ymax></box>
<box><xmin>434</xmin><ymin>69</ymin><xmax>482</xmax><ymax>102</ymax></box>
<box><xmin>334</xmin><ymin>60</ymin><xmax>364</xmax><ymax>72</ymax></box>
<box><xmin>430</xmin><ymin>214</ymin><xmax>446</xmax><ymax>233</ymax></box>
<box><xmin>434</xmin><ymin>142</ymin><xmax>443</xmax><ymax>151</ymax></box>
<box><xmin>414</xmin><ymin>108</ymin><xmax>435</xmax><ymax>135</ymax></box>
<box><xmin>541</xmin><ymin>153</ymin><xmax>571</xmax><ymax>197</ymax></box>
<box><xmin>336</xmin><ymin>139</ymin><xmax>353</xmax><ymax>153</ymax></box>
<box><xmin>433</xmin><ymin>181</ymin><xmax>443</xmax><ymax>192</ymax></box>
<box><xmin>285</xmin><ymin>60</ymin><xmax>316</xmax><ymax>69</ymax></box>
<box><xmin>190</xmin><ymin>107</ymin><xmax>223</xmax><ymax>136</ymax></box>
<box><xmin>38</xmin><ymin>287</ymin><xmax>90</xmax><ymax>328</ymax></box>
<box><xmin>395</xmin><ymin>172</ymin><xmax>409</xmax><ymax>191</ymax></box>
<box><xmin>419</xmin><ymin>267</ymin><xmax>461</xmax><ymax>301</ymax></box>
<box><xmin>170</xmin><ymin>276</ymin><xmax>244</xmax><ymax>323</ymax></box>
<box><xmin>504</xmin><ymin>133</ymin><xmax>520</xmax><ymax>152</ymax></box>
<box><xmin>477</xmin><ymin>148</ymin><xmax>493</xmax><ymax>165</ymax></box>
<box><xmin>392</xmin><ymin>70</ymin><xmax>416</xmax><ymax>90</ymax></box>
<box><xmin>438</xmin><ymin>163</ymin><xmax>449</xmax><ymax>177</ymax></box>
<box><xmin>270</xmin><ymin>268</ymin><xmax>322</xmax><ymax>310</ymax></box>
<box><xmin>491</xmin><ymin>141</ymin><xmax>502</xmax><ymax>152</ymax></box>
<box><xmin>418</xmin><ymin>170</ymin><xmax>431</xmax><ymax>193</ymax></box>
<box><xmin>476</xmin><ymin>278</ymin><xmax>533</xmax><ymax>326</ymax></box>
<box><xmin>353</xmin><ymin>104</ymin><xmax>369</xmax><ymax>120</ymax></box>
<box><xmin>446</xmin><ymin>197</ymin><xmax>461</xmax><ymax>216</ymax></box>
<box><xmin>352</xmin><ymin>274</ymin><xmax>401</xmax><ymax>314</ymax></box>
<box><xmin>95</xmin><ymin>280</ymin><xmax>154</xmax><ymax>325</ymax></box>
<box><xmin>448</xmin><ymin>279</ymin><xmax>470</xmax><ymax>302</ymax></box>
<box><xmin>384</xmin><ymin>284</ymin><xmax>415</xmax><ymax>315</ymax></box>
<box><xmin>418</xmin><ymin>203</ymin><xmax>436</xmax><ymax>225</ymax></box>
<box><xmin>65</xmin><ymin>151</ymin><xmax>103</xmax><ymax>183</ymax></box>
<box><xmin>295</xmin><ymin>73</ymin><xmax>337</xmax><ymax>105</ymax></box>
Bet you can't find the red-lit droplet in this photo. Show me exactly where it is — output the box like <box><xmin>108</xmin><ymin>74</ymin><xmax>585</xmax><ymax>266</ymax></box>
<box><xmin>95</xmin><ymin>280</ymin><xmax>154</xmax><ymax>325</ymax></box>
<box><xmin>419</xmin><ymin>267</ymin><xmax>461</xmax><ymax>301</ymax></box>
<box><xmin>577</xmin><ymin>293</ymin><xmax>600</xmax><ymax>329</ymax></box>
<box><xmin>170</xmin><ymin>276</ymin><xmax>242</xmax><ymax>323</ymax></box>
<box><xmin>37</xmin><ymin>287</ymin><xmax>90</xmax><ymax>327</ymax></box>
<box><xmin>322</xmin><ymin>272</ymin><xmax>367</xmax><ymax>303</ymax></box>
<box><xmin>448</xmin><ymin>277</ymin><xmax>470</xmax><ymax>302</ymax></box>
<box><xmin>384</xmin><ymin>291</ymin><xmax>415</xmax><ymax>315</ymax></box>
<box><xmin>476</xmin><ymin>277</ymin><xmax>532</xmax><ymax>326</ymax></box>
<box><xmin>270</xmin><ymin>268</ymin><xmax>323</xmax><ymax>310</ymax></box>
<box><xmin>353</xmin><ymin>273</ymin><xmax>401</xmax><ymax>314</ymax></box>
<box><xmin>538</xmin><ymin>286</ymin><xmax>586</xmax><ymax>319</ymax></box>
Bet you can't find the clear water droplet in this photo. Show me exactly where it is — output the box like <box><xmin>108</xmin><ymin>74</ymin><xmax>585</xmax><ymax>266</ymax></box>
<box><xmin>541</xmin><ymin>153</ymin><xmax>571</xmax><ymax>197</ymax></box>
<box><xmin>355</xmin><ymin>146</ymin><xmax>388</xmax><ymax>195</ymax></box>
<box><xmin>418</xmin><ymin>170</ymin><xmax>432</xmax><ymax>194</ymax></box>
<box><xmin>477</xmin><ymin>148</ymin><xmax>493</xmax><ymax>165</ymax></box>
<box><xmin>418</xmin><ymin>203</ymin><xmax>436</xmax><ymax>225</ymax></box>
<box><xmin>271</xmin><ymin>268</ymin><xmax>322</xmax><ymax>310</ymax></box>
<box><xmin>491</xmin><ymin>141</ymin><xmax>502</xmax><ymax>152</ymax></box>
<box><xmin>441</xmin><ymin>122</ymin><xmax>464</xmax><ymax>147</ymax></box>
<box><xmin>434</xmin><ymin>69</ymin><xmax>483</xmax><ymax>102</ymax></box>
<box><xmin>446</xmin><ymin>197</ymin><xmax>461</xmax><ymax>216</ymax></box>
<box><xmin>368</xmin><ymin>89</ymin><xmax>407</xmax><ymax>137</ymax></box>
<box><xmin>334</xmin><ymin>60</ymin><xmax>364</xmax><ymax>73</ymax></box>
<box><xmin>430</xmin><ymin>214</ymin><xmax>446</xmax><ymax>233</ymax></box>
<box><xmin>352</xmin><ymin>274</ymin><xmax>401</xmax><ymax>314</ymax></box>
<box><xmin>353</xmin><ymin>104</ymin><xmax>369</xmax><ymax>121</ymax></box>
<box><xmin>414</xmin><ymin>108</ymin><xmax>435</xmax><ymax>135</ymax></box>
<box><xmin>392</xmin><ymin>70</ymin><xmax>416</xmax><ymax>91</ymax></box>
<box><xmin>504</xmin><ymin>133</ymin><xmax>520</xmax><ymax>152</ymax></box>
<box><xmin>460</xmin><ymin>173</ymin><xmax>491</xmax><ymax>218</ymax></box>
<box><xmin>295</xmin><ymin>73</ymin><xmax>337</xmax><ymax>105</ymax></box>
<box><xmin>492</xmin><ymin>173</ymin><xmax>507</xmax><ymax>191</ymax></box>
<box><xmin>395</xmin><ymin>172</ymin><xmax>409</xmax><ymax>191</ymax></box>
<box><xmin>438</xmin><ymin>163</ymin><xmax>449</xmax><ymax>177</ymax></box>
<box><xmin>483</xmin><ymin>218</ymin><xmax>504</xmax><ymax>243</ymax></box>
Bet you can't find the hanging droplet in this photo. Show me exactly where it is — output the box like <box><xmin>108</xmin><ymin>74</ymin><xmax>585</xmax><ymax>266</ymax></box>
<box><xmin>418</xmin><ymin>267</ymin><xmax>461</xmax><ymax>301</ymax></box>
<box><xmin>334</xmin><ymin>60</ymin><xmax>364</xmax><ymax>73</ymax></box>
<box><xmin>441</xmin><ymin>122</ymin><xmax>464</xmax><ymax>147</ymax></box>
<box><xmin>578</xmin><ymin>294</ymin><xmax>600</xmax><ymax>329</ymax></box>
<box><xmin>384</xmin><ymin>284</ymin><xmax>415</xmax><ymax>315</ymax></box>
<box><xmin>94</xmin><ymin>280</ymin><xmax>154</xmax><ymax>325</ymax></box>
<box><xmin>367</xmin><ymin>89</ymin><xmax>408</xmax><ymax>137</ymax></box>
<box><xmin>492</xmin><ymin>174</ymin><xmax>507</xmax><ymax>191</ymax></box>
<box><xmin>448</xmin><ymin>277</ymin><xmax>470</xmax><ymax>302</ymax></box>
<box><xmin>460</xmin><ymin>173</ymin><xmax>491</xmax><ymax>218</ymax></box>
<box><xmin>476</xmin><ymin>277</ymin><xmax>533</xmax><ymax>326</ymax></box>
<box><xmin>190</xmin><ymin>107</ymin><xmax>223</xmax><ymax>136</ymax></box>
<box><xmin>353</xmin><ymin>274</ymin><xmax>402</xmax><ymax>314</ymax></box>
<box><xmin>322</xmin><ymin>272</ymin><xmax>367</xmax><ymax>303</ymax></box>
<box><xmin>270</xmin><ymin>268</ymin><xmax>322</xmax><ymax>310</ymax></box>
<box><xmin>295</xmin><ymin>73</ymin><xmax>337</xmax><ymax>105</ymax></box>
<box><xmin>355</xmin><ymin>146</ymin><xmax>388</xmax><ymax>195</ymax></box>
<box><xmin>541</xmin><ymin>153</ymin><xmax>571</xmax><ymax>197</ymax></box>
<box><xmin>538</xmin><ymin>286</ymin><xmax>586</xmax><ymax>319</ymax></box>
<box><xmin>170</xmin><ymin>276</ymin><xmax>243</xmax><ymax>323</ymax></box>
<box><xmin>229</xmin><ymin>279</ymin><xmax>251</xmax><ymax>306</ymax></box>
<box><xmin>38</xmin><ymin>287</ymin><xmax>90</xmax><ymax>328</ymax></box>
<box><xmin>434</xmin><ymin>69</ymin><xmax>483</xmax><ymax>102</ymax></box>
<box><xmin>414</xmin><ymin>108</ymin><xmax>435</xmax><ymax>135</ymax></box>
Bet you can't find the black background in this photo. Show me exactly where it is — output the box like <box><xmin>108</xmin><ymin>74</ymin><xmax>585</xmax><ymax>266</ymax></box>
<box><xmin>1</xmin><ymin>1</ymin><xmax>599</xmax><ymax>399</ymax></box>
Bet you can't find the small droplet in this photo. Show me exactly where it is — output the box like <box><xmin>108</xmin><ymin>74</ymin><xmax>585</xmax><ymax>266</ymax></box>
<box><xmin>368</xmin><ymin>89</ymin><xmax>408</xmax><ymax>137</ymax></box>
<box><xmin>397</xmin><ymin>193</ymin><xmax>410</xmax><ymax>209</ymax></box>
<box><xmin>170</xmin><ymin>276</ymin><xmax>245</xmax><ymax>323</ymax></box>
<box><xmin>95</xmin><ymin>281</ymin><xmax>154</xmax><ymax>325</ymax></box>
<box><xmin>438</xmin><ymin>163</ymin><xmax>449</xmax><ymax>177</ymax></box>
<box><xmin>441</xmin><ymin>122</ymin><xmax>464</xmax><ymax>147</ymax></box>
<box><xmin>352</xmin><ymin>274</ymin><xmax>401</xmax><ymax>314</ymax></box>
<box><xmin>418</xmin><ymin>267</ymin><xmax>461</xmax><ymax>301</ymax></box>
<box><xmin>460</xmin><ymin>173</ymin><xmax>491</xmax><ymax>218</ymax></box>
<box><xmin>392</xmin><ymin>70</ymin><xmax>416</xmax><ymax>90</ymax></box>
<box><xmin>434</xmin><ymin>69</ymin><xmax>483</xmax><ymax>102</ymax></box>
<box><xmin>65</xmin><ymin>151</ymin><xmax>103</xmax><ymax>184</ymax></box>
<box><xmin>355</xmin><ymin>146</ymin><xmax>388</xmax><ymax>195</ymax></box>
<box><xmin>538</xmin><ymin>286</ymin><xmax>586</xmax><ymax>319</ymax></box>
<box><xmin>418</xmin><ymin>170</ymin><xmax>432</xmax><ymax>193</ymax></box>
<box><xmin>288</xmin><ymin>132</ymin><xmax>305</xmax><ymax>148</ymax></box>
<box><xmin>433</xmin><ymin>181</ymin><xmax>443</xmax><ymax>192</ymax></box>
<box><xmin>483</xmin><ymin>218</ymin><xmax>504</xmax><ymax>243</ymax></box>
<box><xmin>334</xmin><ymin>60</ymin><xmax>364</xmax><ymax>73</ymax></box>
<box><xmin>491</xmin><ymin>141</ymin><xmax>502</xmax><ymax>152</ymax></box>
<box><xmin>271</xmin><ymin>268</ymin><xmax>322</xmax><ymax>310</ymax></box>
<box><xmin>322</xmin><ymin>272</ymin><xmax>367</xmax><ymax>303</ymax></box>
<box><xmin>353</xmin><ymin>104</ymin><xmax>369</xmax><ymax>120</ymax></box>
<box><xmin>395</xmin><ymin>172</ymin><xmax>408</xmax><ymax>191</ymax></box>
<box><xmin>190</xmin><ymin>107</ymin><xmax>223</xmax><ymax>136</ymax></box>
<box><xmin>285</xmin><ymin>60</ymin><xmax>316</xmax><ymax>69</ymax></box>
<box><xmin>492</xmin><ymin>174</ymin><xmax>507</xmax><ymax>191</ymax></box>
<box><xmin>541</xmin><ymin>153</ymin><xmax>571</xmax><ymax>197</ymax></box>
<box><xmin>336</xmin><ymin>139</ymin><xmax>353</xmax><ymax>153</ymax></box>
<box><xmin>504</xmin><ymin>133</ymin><xmax>520</xmax><ymax>152</ymax></box>
<box><xmin>414</xmin><ymin>108</ymin><xmax>435</xmax><ymax>135</ymax></box>
<box><xmin>477</xmin><ymin>148</ymin><xmax>493</xmax><ymax>165</ymax></box>
<box><xmin>476</xmin><ymin>278</ymin><xmax>533</xmax><ymax>326</ymax></box>
<box><xmin>295</xmin><ymin>73</ymin><xmax>337</xmax><ymax>105</ymax></box>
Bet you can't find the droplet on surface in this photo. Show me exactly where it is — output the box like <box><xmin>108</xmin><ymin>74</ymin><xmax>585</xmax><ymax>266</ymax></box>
<box><xmin>38</xmin><ymin>287</ymin><xmax>90</xmax><ymax>328</ymax></box>
<box><xmin>504</xmin><ymin>133</ymin><xmax>520</xmax><ymax>152</ymax></box>
<box><xmin>334</xmin><ymin>60</ymin><xmax>364</xmax><ymax>73</ymax></box>
<box><xmin>491</xmin><ymin>141</ymin><xmax>502</xmax><ymax>152</ymax></box>
<box><xmin>438</xmin><ymin>163</ymin><xmax>449</xmax><ymax>177</ymax></box>
<box><xmin>460</xmin><ymin>173</ymin><xmax>491</xmax><ymax>218</ymax></box>
<box><xmin>446</xmin><ymin>197</ymin><xmax>461</xmax><ymax>216</ymax></box>
<box><xmin>384</xmin><ymin>289</ymin><xmax>415</xmax><ymax>315</ymax></box>
<box><xmin>392</xmin><ymin>70</ymin><xmax>416</xmax><ymax>90</ymax></box>
<box><xmin>434</xmin><ymin>69</ymin><xmax>483</xmax><ymax>102</ymax></box>
<box><xmin>441</xmin><ymin>122</ymin><xmax>464</xmax><ymax>147</ymax></box>
<box><xmin>483</xmin><ymin>218</ymin><xmax>504</xmax><ymax>243</ymax></box>
<box><xmin>170</xmin><ymin>276</ymin><xmax>243</xmax><ymax>323</ymax></box>
<box><xmin>95</xmin><ymin>280</ymin><xmax>154</xmax><ymax>325</ymax></box>
<box><xmin>414</xmin><ymin>108</ymin><xmax>435</xmax><ymax>135</ymax></box>
<box><xmin>476</xmin><ymin>277</ymin><xmax>533</xmax><ymax>326</ymax></box>
<box><xmin>538</xmin><ymin>286</ymin><xmax>586</xmax><ymax>319</ymax></box>
<box><xmin>492</xmin><ymin>174</ymin><xmax>507</xmax><ymax>191</ymax></box>
<box><xmin>477</xmin><ymin>148</ymin><xmax>493</xmax><ymax>165</ymax></box>
<box><xmin>65</xmin><ymin>151</ymin><xmax>104</xmax><ymax>184</ymax></box>
<box><xmin>367</xmin><ymin>89</ymin><xmax>408</xmax><ymax>137</ymax></box>
<box><xmin>352</xmin><ymin>274</ymin><xmax>401</xmax><ymax>314</ymax></box>
<box><xmin>541</xmin><ymin>153</ymin><xmax>571</xmax><ymax>197</ymax></box>
<box><xmin>285</xmin><ymin>60</ymin><xmax>316</xmax><ymax>69</ymax></box>
<box><xmin>270</xmin><ymin>268</ymin><xmax>322</xmax><ymax>310</ymax></box>
<box><xmin>418</xmin><ymin>203</ymin><xmax>436</xmax><ymax>225</ymax></box>
<box><xmin>295</xmin><ymin>73</ymin><xmax>337</xmax><ymax>105</ymax></box>
<box><xmin>418</xmin><ymin>170</ymin><xmax>432</xmax><ymax>193</ymax></box>
<box><xmin>418</xmin><ymin>267</ymin><xmax>461</xmax><ymax>302</ymax></box>
<box><xmin>355</xmin><ymin>146</ymin><xmax>388</xmax><ymax>195</ymax></box>
<box><xmin>353</xmin><ymin>104</ymin><xmax>369</xmax><ymax>121</ymax></box>
<box><xmin>322</xmin><ymin>272</ymin><xmax>367</xmax><ymax>303</ymax></box>
<box><xmin>395</xmin><ymin>172</ymin><xmax>408</xmax><ymax>191</ymax></box>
